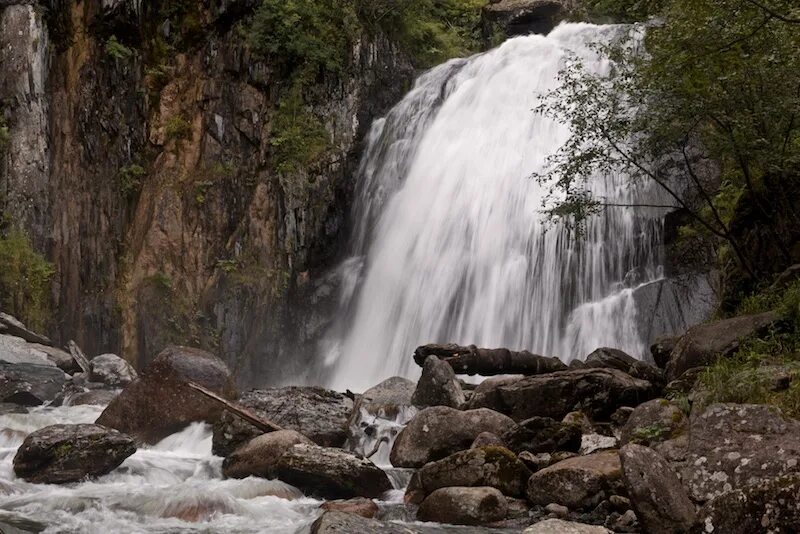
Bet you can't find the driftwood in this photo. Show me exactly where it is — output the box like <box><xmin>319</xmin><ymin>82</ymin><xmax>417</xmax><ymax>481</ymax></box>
<box><xmin>414</xmin><ymin>343</ymin><xmax>568</xmax><ymax>376</ymax></box>
<box><xmin>186</xmin><ymin>382</ymin><xmax>283</xmax><ymax>432</ymax></box>
<box><xmin>68</xmin><ymin>340</ymin><xmax>92</xmax><ymax>375</ymax></box>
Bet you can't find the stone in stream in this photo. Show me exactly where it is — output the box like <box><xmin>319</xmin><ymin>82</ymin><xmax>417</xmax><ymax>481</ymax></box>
<box><xmin>619</xmin><ymin>444</ymin><xmax>695</xmax><ymax>534</ymax></box>
<box><xmin>68</xmin><ymin>389</ymin><xmax>119</xmax><ymax>406</ymax></box>
<box><xmin>0</xmin><ymin>361</ymin><xmax>67</xmax><ymax>406</ymax></box>
<box><xmin>390</xmin><ymin>406</ymin><xmax>516</xmax><ymax>468</ymax></box>
<box><xmin>89</xmin><ymin>353</ymin><xmax>137</xmax><ymax>387</ymax></box>
<box><xmin>410</xmin><ymin>355</ymin><xmax>465</xmax><ymax>408</ymax></box>
<box><xmin>501</xmin><ymin>416</ymin><xmax>582</xmax><ymax>454</ymax></box>
<box><xmin>319</xmin><ymin>498</ymin><xmax>379</xmax><ymax>519</ymax></box>
<box><xmin>267</xmin><ymin>443</ymin><xmax>391</xmax><ymax>499</ymax></box>
<box><xmin>619</xmin><ymin>398</ymin><xmax>687</xmax><ymax>447</ymax></box>
<box><xmin>212</xmin><ymin>386</ymin><xmax>353</xmax><ymax>456</ymax></box>
<box><xmin>96</xmin><ymin>345</ymin><xmax>237</xmax><ymax>444</ymax></box>
<box><xmin>417</xmin><ymin>486</ymin><xmax>508</xmax><ymax>526</ymax></box>
<box><xmin>524</xmin><ymin>519</ymin><xmax>612</xmax><ymax>533</ymax></box>
<box><xmin>13</xmin><ymin>424</ymin><xmax>136</xmax><ymax>484</ymax></box>
<box><xmin>222</xmin><ymin>429</ymin><xmax>313</xmax><ymax>479</ymax></box>
<box><xmin>310</xmin><ymin>510</ymin><xmax>414</xmax><ymax>533</ymax></box>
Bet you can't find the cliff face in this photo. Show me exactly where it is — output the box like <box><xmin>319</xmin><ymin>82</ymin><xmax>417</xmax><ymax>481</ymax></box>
<box><xmin>0</xmin><ymin>1</ymin><xmax>414</xmax><ymax>385</ymax></box>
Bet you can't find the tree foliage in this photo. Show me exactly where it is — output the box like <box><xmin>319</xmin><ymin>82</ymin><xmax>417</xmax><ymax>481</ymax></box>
<box><xmin>0</xmin><ymin>229</ymin><xmax>54</xmax><ymax>332</ymax></box>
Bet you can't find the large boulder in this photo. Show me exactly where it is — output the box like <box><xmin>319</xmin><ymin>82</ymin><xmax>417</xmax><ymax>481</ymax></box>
<box><xmin>674</xmin><ymin>403</ymin><xmax>800</xmax><ymax>503</ymax></box>
<box><xmin>222</xmin><ymin>429</ymin><xmax>312</xmax><ymax>479</ymax></box>
<box><xmin>583</xmin><ymin>347</ymin><xmax>663</xmax><ymax>385</ymax></box>
<box><xmin>310</xmin><ymin>511</ymin><xmax>415</xmax><ymax>534</ymax></box>
<box><xmin>353</xmin><ymin>376</ymin><xmax>415</xmax><ymax>417</ymax></box>
<box><xmin>0</xmin><ymin>362</ymin><xmax>67</xmax><ymax>405</ymax></box>
<box><xmin>502</xmin><ymin>416</ymin><xmax>581</xmax><ymax>454</ymax></box>
<box><xmin>390</xmin><ymin>406</ymin><xmax>516</xmax><ymax>468</ymax></box>
<box><xmin>665</xmin><ymin>311</ymin><xmax>778</xmax><ymax>380</ymax></box>
<box><xmin>410</xmin><ymin>355</ymin><xmax>465</xmax><ymax>408</ymax></box>
<box><xmin>417</xmin><ymin>486</ymin><xmax>508</xmax><ymax>526</ymax></box>
<box><xmin>482</xmin><ymin>0</ymin><xmax>568</xmax><ymax>37</ymax></box>
<box><xmin>212</xmin><ymin>386</ymin><xmax>352</xmax><ymax>456</ymax></box>
<box><xmin>619</xmin><ymin>444</ymin><xmax>696</xmax><ymax>534</ymax></box>
<box><xmin>0</xmin><ymin>313</ymin><xmax>51</xmax><ymax>345</ymax></box>
<box><xmin>694</xmin><ymin>474</ymin><xmax>800</xmax><ymax>534</ymax></box>
<box><xmin>407</xmin><ymin>446</ymin><xmax>531</xmax><ymax>503</ymax></box>
<box><xmin>13</xmin><ymin>424</ymin><xmax>136</xmax><ymax>484</ymax></box>
<box><xmin>527</xmin><ymin>450</ymin><xmax>625</xmax><ymax>510</ymax></box>
<box><xmin>96</xmin><ymin>346</ymin><xmax>237</xmax><ymax>444</ymax></box>
<box><xmin>620</xmin><ymin>398</ymin><xmax>688</xmax><ymax>446</ymax></box>
<box><xmin>89</xmin><ymin>354</ymin><xmax>137</xmax><ymax>387</ymax></box>
<box><xmin>523</xmin><ymin>519</ymin><xmax>612</xmax><ymax>533</ymax></box>
<box><xmin>470</xmin><ymin>368</ymin><xmax>656</xmax><ymax>422</ymax></box>
<box><xmin>0</xmin><ymin>334</ymin><xmax>58</xmax><ymax>367</ymax></box>
<box><xmin>267</xmin><ymin>443</ymin><xmax>391</xmax><ymax>499</ymax></box>
<box><xmin>319</xmin><ymin>498</ymin><xmax>379</xmax><ymax>519</ymax></box>
<box><xmin>466</xmin><ymin>375</ymin><xmax>524</xmax><ymax>410</ymax></box>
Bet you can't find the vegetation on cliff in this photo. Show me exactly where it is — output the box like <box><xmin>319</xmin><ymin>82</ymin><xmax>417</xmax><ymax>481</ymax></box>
<box><xmin>0</xmin><ymin>229</ymin><xmax>54</xmax><ymax>332</ymax></box>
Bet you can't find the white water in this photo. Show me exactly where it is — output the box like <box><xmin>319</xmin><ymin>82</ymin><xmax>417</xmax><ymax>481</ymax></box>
<box><xmin>320</xmin><ymin>23</ymin><xmax>666</xmax><ymax>392</ymax></box>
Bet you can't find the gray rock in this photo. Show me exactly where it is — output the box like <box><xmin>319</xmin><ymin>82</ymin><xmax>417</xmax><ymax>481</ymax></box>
<box><xmin>0</xmin><ymin>334</ymin><xmax>55</xmax><ymax>366</ymax></box>
<box><xmin>68</xmin><ymin>389</ymin><xmax>119</xmax><ymax>406</ymax></box>
<box><xmin>620</xmin><ymin>398</ymin><xmax>688</xmax><ymax>446</ymax></box>
<box><xmin>523</xmin><ymin>519</ymin><xmax>612</xmax><ymax>533</ymax></box>
<box><xmin>694</xmin><ymin>474</ymin><xmax>800</xmax><ymax>534</ymax></box>
<box><xmin>212</xmin><ymin>386</ymin><xmax>353</xmax><ymax>456</ymax></box>
<box><xmin>13</xmin><ymin>424</ymin><xmax>136</xmax><ymax>484</ymax></box>
<box><xmin>502</xmin><ymin>416</ymin><xmax>581</xmax><ymax>454</ymax></box>
<box><xmin>562</xmin><ymin>411</ymin><xmax>593</xmax><ymax>434</ymax></box>
<box><xmin>650</xmin><ymin>336</ymin><xmax>679</xmax><ymax>369</ymax></box>
<box><xmin>310</xmin><ymin>511</ymin><xmax>414</xmax><ymax>534</ymax></box>
<box><xmin>89</xmin><ymin>354</ymin><xmax>137</xmax><ymax>387</ymax></box>
<box><xmin>583</xmin><ymin>347</ymin><xmax>664</xmax><ymax>385</ymax></box>
<box><xmin>417</xmin><ymin>486</ymin><xmax>508</xmax><ymax>526</ymax></box>
<box><xmin>545</xmin><ymin>503</ymin><xmax>569</xmax><ymax>517</ymax></box>
<box><xmin>466</xmin><ymin>375</ymin><xmax>524</xmax><ymax>411</ymax></box>
<box><xmin>29</xmin><ymin>344</ymin><xmax>79</xmax><ymax>373</ymax></box>
<box><xmin>268</xmin><ymin>443</ymin><xmax>391</xmax><ymax>499</ymax></box>
<box><xmin>0</xmin><ymin>313</ymin><xmax>51</xmax><ymax>346</ymax></box>
<box><xmin>471</xmin><ymin>432</ymin><xmax>505</xmax><ymax>449</ymax></box>
<box><xmin>483</xmin><ymin>0</ymin><xmax>568</xmax><ymax>37</ymax></box>
<box><xmin>527</xmin><ymin>450</ymin><xmax>624</xmax><ymax>510</ymax></box>
<box><xmin>222</xmin><ymin>429</ymin><xmax>313</xmax><ymax>479</ymax></box>
<box><xmin>518</xmin><ymin>451</ymin><xmax>551</xmax><ymax>472</ymax></box>
<box><xmin>619</xmin><ymin>444</ymin><xmax>696</xmax><ymax>534</ymax></box>
<box><xmin>665</xmin><ymin>311</ymin><xmax>778</xmax><ymax>380</ymax></box>
<box><xmin>0</xmin><ymin>362</ymin><xmax>67</xmax><ymax>405</ymax></box>
<box><xmin>390</xmin><ymin>406</ymin><xmax>516</xmax><ymax>468</ymax></box>
<box><xmin>354</xmin><ymin>376</ymin><xmax>416</xmax><ymax>417</ymax></box>
<box><xmin>411</xmin><ymin>355</ymin><xmax>465</xmax><ymax>408</ymax></box>
<box><xmin>319</xmin><ymin>498</ymin><xmax>379</xmax><ymax>519</ymax></box>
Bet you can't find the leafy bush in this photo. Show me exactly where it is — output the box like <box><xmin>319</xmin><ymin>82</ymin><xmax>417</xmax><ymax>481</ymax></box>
<box><xmin>105</xmin><ymin>36</ymin><xmax>134</xmax><ymax>61</ymax></box>
<box><xmin>270</xmin><ymin>83</ymin><xmax>330</xmax><ymax>173</ymax></box>
<box><xmin>0</xmin><ymin>229</ymin><xmax>54</xmax><ymax>332</ymax></box>
<box><xmin>118</xmin><ymin>164</ymin><xmax>146</xmax><ymax>199</ymax></box>
<box><xmin>165</xmin><ymin>115</ymin><xmax>191</xmax><ymax>141</ymax></box>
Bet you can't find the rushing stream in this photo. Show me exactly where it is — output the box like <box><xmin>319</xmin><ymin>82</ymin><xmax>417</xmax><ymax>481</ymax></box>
<box><xmin>319</xmin><ymin>23</ymin><xmax>666</xmax><ymax>391</ymax></box>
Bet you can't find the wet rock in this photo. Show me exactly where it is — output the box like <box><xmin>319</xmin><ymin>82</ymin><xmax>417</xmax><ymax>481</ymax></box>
<box><xmin>619</xmin><ymin>444</ymin><xmax>696</xmax><ymax>534</ymax></box>
<box><xmin>482</xmin><ymin>0</ymin><xmax>568</xmax><ymax>37</ymax></box>
<box><xmin>161</xmin><ymin>495</ymin><xmax>236</xmax><ymax>522</ymax></box>
<box><xmin>502</xmin><ymin>416</ymin><xmax>582</xmax><ymax>455</ymax></box>
<box><xmin>0</xmin><ymin>362</ymin><xmax>67</xmax><ymax>406</ymax></box>
<box><xmin>212</xmin><ymin>386</ymin><xmax>352</xmax><ymax>456</ymax></box>
<box><xmin>694</xmin><ymin>474</ymin><xmax>800</xmax><ymax>534</ymax></box>
<box><xmin>89</xmin><ymin>354</ymin><xmax>137</xmax><ymax>387</ymax></box>
<box><xmin>310</xmin><ymin>510</ymin><xmax>415</xmax><ymax>534</ymax></box>
<box><xmin>665</xmin><ymin>311</ymin><xmax>779</xmax><ymax>380</ymax></box>
<box><xmin>0</xmin><ymin>313</ymin><xmax>51</xmax><ymax>346</ymax></box>
<box><xmin>583</xmin><ymin>347</ymin><xmax>664</xmax><ymax>386</ymax></box>
<box><xmin>409</xmin><ymin>446</ymin><xmax>531</xmax><ymax>502</ymax></box>
<box><xmin>96</xmin><ymin>346</ymin><xmax>237</xmax><ymax>444</ymax></box>
<box><xmin>620</xmin><ymin>398</ymin><xmax>688</xmax><ymax>447</ymax></box>
<box><xmin>675</xmin><ymin>403</ymin><xmax>800</xmax><ymax>503</ymax></box>
<box><xmin>417</xmin><ymin>486</ymin><xmax>508</xmax><ymax>526</ymax></box>
<box><xmin>527</xmin><ymin>450</ymin><xmax>624</xmax><ymax>510</ymax></box>
<box><xmin>411</xmin><ymin>355</ymin><xmax>465</xmax><ymax>408</ymax></box>
<box><xmin>269</xmin><ymin>443</ymin><xmax>391</xmax><ymax>499</ymax></box>
<box><xmin>472</xmin><ymin>432</ymin><xmax>505</xmax><ymax>448</ymax></box>
<box><xmin>320</xmin><ymin>498</ymin><xmax>379</xmax><ymax>519</ymax></box>
<box><xmin>68</xmin><ymin>389</ymin><xmax>119</xmax><ymax>406</ymax></box>
<box><xmin>471</xmin><ymin>368</ymin><xmax>655</xmax><ymax>422</ymax></box>
<box><xmin>390</xmin><ymin>406</ymin><xmax>516</xmax><ymax>468</ymax></box>
<box><xmin>13</xmin><ymin>424</ymin><xmax>136</xmax><ymax>484</ymax></box>
<box><xmin>353</xmin><ymin>376</ymin><xmax>415</xmax><ymax>417</ymax></box>
<box><xmin>223</xmin><ymin>429</ymin><xmax>313</xmax><ymax>479</ymax></box>
<box><xmin>650</xmin><ymin>336</ymin><xmax>679</xmax><ymax>369</ymax></box>
<box><xmin>523</xmin><ymin>518</ymin><xmax>612</xmax><ymax>533</ymax></box>
<box><xmin>0</xmin><ymin>334</ymin><xmax>56</xmax><ymax>367</ymax></box>
<box><xmin>30</xmin><ymin>344</ymin><xmax>79</xmax><ymax>373</ymax></box>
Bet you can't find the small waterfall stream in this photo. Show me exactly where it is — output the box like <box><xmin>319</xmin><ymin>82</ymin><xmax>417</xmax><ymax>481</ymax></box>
<box><xmin>319</xmin><ymin>23</ymin><xmax>666</xmax><ymax>392</ymax></box>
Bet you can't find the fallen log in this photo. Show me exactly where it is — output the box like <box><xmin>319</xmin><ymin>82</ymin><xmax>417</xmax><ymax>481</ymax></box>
<box><xmin>186</xmin><ymin>382</ymin><xmax>283</xmax><ymax>433</ymax></box>
<box><xmin>413</xmin><ymin>343</ymin><xmax>568</xmax><ymax>376</ymax></box>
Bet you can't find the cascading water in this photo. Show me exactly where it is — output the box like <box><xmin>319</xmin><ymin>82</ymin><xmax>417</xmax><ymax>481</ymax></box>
<box><xmin>318</xmin><ymin>23</ymin><xmax>669</xmax><ymax>392</ymax></box>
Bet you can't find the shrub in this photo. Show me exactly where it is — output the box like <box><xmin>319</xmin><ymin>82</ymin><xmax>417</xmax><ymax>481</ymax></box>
<box><xmin>270</xmin><ymin>83</ymin><xmax>330</xmax><ymax>173</ymax></box>
<box><xmin>164</xmin><ymin>115</ymin><xmax>191</xmax><ymax>141</ymax></box>
<box><xmin>0</xmin><ymin>229</ymin><xmax>54</xmax><ymax>332</ymax></box>
<box><xmin>118</xmin><ymin>164</ymin><xmax>146</xmax><ymax>199</ymax></box>
<box><xmin>105</xmin><ymin>36</ymin><xmax>134</xmax><ymax>61</ymax></box>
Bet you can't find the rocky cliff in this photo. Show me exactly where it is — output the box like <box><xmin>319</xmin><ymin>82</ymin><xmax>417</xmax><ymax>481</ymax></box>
<box><xmin>0</xmin><ymin>0</ymin><xmax>415</xmax><ymax>385</ymax></box>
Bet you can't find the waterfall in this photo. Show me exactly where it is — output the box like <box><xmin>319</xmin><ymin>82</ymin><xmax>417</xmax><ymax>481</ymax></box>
<box><xmin>319</xmin><ymin>23</ymin><xmax>668</xmax><ymax>392</ymax></box>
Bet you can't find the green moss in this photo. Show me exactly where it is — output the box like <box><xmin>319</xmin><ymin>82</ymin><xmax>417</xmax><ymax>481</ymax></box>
<box><xmin>270</xmin><ymin>80</ymin><xmax>329</xmax><ymax>174</ymax></box>
<box><xmin>105</xmin><ymin>35</ymin><xmax>134</xmax><ymax>61</ymax></box>
<box><xmin>631</xmin><ymin>423</ymin><xmax>669</xmax><ymax>443</ymax></box>
<box><xmin>164</xmin><ymin>115</ymin><xmax>191</xmax><ymax>141</ymax></box>
<box><xmin>118</xmin><ymin>164</ymin><xmax>146</xmax><ymax>199</ymax></box>
<box><xmin>0</xmin><ymin>120</ymin><xmax>9</xmax><ymax>158</ymax></box>
<box><xmin>0</xmin><ymin>228</ymin><xmax>54</xmax><ymax>332</ymax></box>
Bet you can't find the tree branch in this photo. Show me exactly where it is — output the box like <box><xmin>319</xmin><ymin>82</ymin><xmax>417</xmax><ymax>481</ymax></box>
<box><xmin>743</xmin><ymin>0</ymin><xmax>800</xmax><ymax>23</ymax></box>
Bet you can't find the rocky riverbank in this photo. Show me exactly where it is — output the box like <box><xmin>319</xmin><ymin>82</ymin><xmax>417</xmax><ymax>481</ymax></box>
<box><xmin>2</xmin><ymin>287</ymin><xmax>800</xmax><ymax>532</ymax></box>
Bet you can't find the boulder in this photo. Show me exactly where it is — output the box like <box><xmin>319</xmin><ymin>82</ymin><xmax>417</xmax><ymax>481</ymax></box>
<box><xmin>527</xmin><ymin>450</ymin><xmax>624</xmax><ymax>510</ymax></box>
<box><xmin>694</xmin><ymin>474</ymin><xmax>800</xmax><ymax>534</ymax></box>
<box><xmin>650</xmin><ymin>336</ymin><xmax>678</xmax><ymax>369</ymax></box>
<box><xmin>410</xmin><ymin>355</ymin><xmax>465</xmax><ymax>408</ymax></box>
<box><xmin>68</xmin><ymin>389</ymin><xmax>119</xmax><ymax>406</ymax></box>
<box><xmin>353</xmin><ymin>376</ymin><xmax>415</xmax><ymax>417</ymax></box>
<box><xmin>583</xmin><ymin>347</ymin><xmax>664</xmax><ymax>385</ymax></box>
<box><xmin>674</xmin><ymin>403</ymin><xmax>800</xmax><ymax>503</ymax></box>
<box><xmin>620</xmin><ymin>398</ymin><xmax>687</xmax><ymax>446</ymax></box>
<box><xmin>562</xmin><ymin>411</ymin><xmax>594</xmax><ymax>434</ymax></box>
<box><xmin>471</xmin><ymin>432</ymin><xmax>505</xmax><ymax>448</ymax></box>
<box><xmin>665</xmin><ymin>311</ymin><xmax>779</xmax><ymax>380</ymax></box>
<box><xmin>518</xmin><ymin>451</ymin><xmax>551</xmax><ymax>472</ymax></box>
<box><xmin>212</xmin><ymin>386</ymin><xmax>352</xmax><ymax>456</ymax></box>
<box><xmin>523</xmin><ymin>519</ymin><xmax>612</xmax><ymax>533</ymax></box>
<box><xmin>466</xmin><ymin>375</ymin><xmax>524</xmax><ymax>410</ymax></box>
<box><xmin>390</xmin><ymin>406</ymin><xmax>516</xmax><ymax>468</ymax></box>
<box><xmin>408</xmin><ymin>446</ymin><xmax>531</xmax><ymax>502</ymax></box>
<box><xmin>96</xmin><ymin>346</ymin><xmax>237</xmax><ymax>444</ymax></box>
<box><xmin>0</xmin><ymin>334</ymin><xmax>56</xmax><ymax>366</ymax></box>
<box><xmin>417</xmin><ymin>486</ymin><xmax>508</xmax><ymax>526</ymax></box>
<box><xmin>619</xmin><ymin>444</ymin><xmax>696</xmax><ymax>534</ymax></box>
<box><xmin>30</xmin><ymin>344</ymin><xmax>79</xmax><ymax>373</ymax></box>
<box><xmin>502</xmin><ymin>416</ymin><xmax>581</xmax><ymax>454</ymax></box>
<box><xmin>268</xmin><ymin>443</ymin><xmax>391</xmax><ymax>499</ymax></box>
<box><xmin>13</xmin><ymin>424</ymin><xmax>136</xmax><ymax>484</ymax></box>
<box><xmin>0</xmin><ymin>313</ymin><xmax>51</xmax><ymax>345</ymax></box>
<box><xmin>579</xmin><ymin>434</ymin><xmax>618</xmax><ymax>455</ymax></box>
<box><xmin>482</xmin><ymin>0</ymin><xmax>568</xmax><ymax>37</ymax></box>
<box><xmin>222</xmin><ymin>429</ymin><xmax>313</xmax><ymax>479</ymax></box>
<box><xmin>89</xmin><ymin>354</ymin><xmax>137</xmax><ymax>387</ymax></box>
<box><xmin>0</xmin><ymin>362</ymin><xmax>67</xmax><ymax>405</ymax></box>
<box><xmin>310</xmin><ymin>511</ymin><xmax>415</xmax><ymax>534</ymax></box>
<box><xmin>470</xmin><ymin>368</ymin><xmax>656</xmax><ymax>422</ymax></box>
<box><xmin>319</xmin><ymin>498</ymin><xmax>379</xmax><ymax>519</ymax></box>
